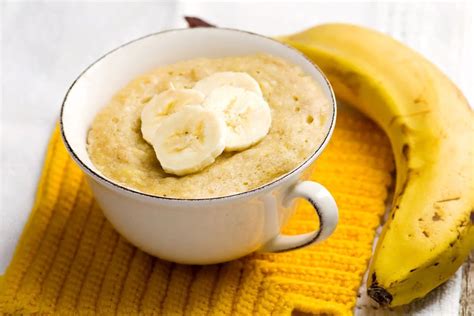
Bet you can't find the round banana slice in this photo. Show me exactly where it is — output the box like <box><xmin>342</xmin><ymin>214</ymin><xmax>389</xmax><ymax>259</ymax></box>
<box><xmin>203</xmin><ymin>86</ymin><xmax>272</xmax><ymax>151</ymax></box>
<box><xmin>193</xmin><ymin>72</ymin><xmax>263</xmax><ymax>97</ymax></box>
<box><xmin>151</xmin><ymin>106</ymin><xmax>226</xmax><ymax>176</ymax></box>
<box><xmin>140</xmin><ymin>89</ymin><xmax>205</xmax><ymax>144</ymax></box>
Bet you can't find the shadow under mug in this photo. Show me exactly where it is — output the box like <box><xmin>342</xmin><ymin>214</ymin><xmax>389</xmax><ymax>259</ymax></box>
<box><xmin>60</xmin><ymin>27</ymin><xmax>338</xmax><ymax>264</ymax></box>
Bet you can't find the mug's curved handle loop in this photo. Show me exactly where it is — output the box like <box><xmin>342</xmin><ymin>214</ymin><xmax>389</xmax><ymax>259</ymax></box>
<box><xmin>258</xmin><ymin>181</ymin><xmax>338</xmax><ymax>253</ymax></box>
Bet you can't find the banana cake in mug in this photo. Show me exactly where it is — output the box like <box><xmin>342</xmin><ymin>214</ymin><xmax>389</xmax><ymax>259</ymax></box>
<box><xmin>87</xmin><ymin>53</ymin><xmax>331</xmax><ymax>198</ymax></box>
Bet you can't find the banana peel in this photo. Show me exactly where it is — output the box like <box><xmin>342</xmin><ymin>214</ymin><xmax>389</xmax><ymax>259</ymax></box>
<box><xmin>279</xmin><ymin>24</ymin><xmax>474</xmax><ymax>307</ymax></box>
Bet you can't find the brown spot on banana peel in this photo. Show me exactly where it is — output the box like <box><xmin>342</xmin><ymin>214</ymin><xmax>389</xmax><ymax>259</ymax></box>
<box><xmin>389</xmin><ymin>278</ymin><xmax>408</xmax><ymax>288</ymax></box>
<box><xmin>432</xmin><ymin>212</ymin><xmax>442</xmax><ymax>221</ymax></box>
<box><xmin>390</xmin><ymin>167</ymin><xmax>416</xmax><ymax>223</ymax></box>
<box><xmin>414</xmin><ymin>96</ymin><xmax>427</xmax><ymax>105</ymax></box>
<box><xmin>436</xmin><ymin>197</ymin><xmax>461</xmax><ymax>203</ymax></box>
<box><xmin>391</xmin><ymin>205</ymin><xmax>400</xmax><ymax>220</ymax></box>
<box><xmin>401</xmin><ymin>144</ymin><xmax>410</xmax><ymax>161</ymax></box>
<box><xmin>393</xmin><ymin>168</ymin><xmax>414</xmax><ymax>206</ymax></box>
<box><xmin>388</xmin><ymin>109</ymin><xmax>431</xmax><ymax>126</ymax></box>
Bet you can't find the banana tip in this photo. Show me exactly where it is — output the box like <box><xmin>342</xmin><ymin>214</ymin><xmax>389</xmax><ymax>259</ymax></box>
<box><xmin>367</xmin><ymin>284</ymin><xmax>393</xmax><ymax>306</ymax></box>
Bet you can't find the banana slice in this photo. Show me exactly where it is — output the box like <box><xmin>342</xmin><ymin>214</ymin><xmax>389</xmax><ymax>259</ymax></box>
<box><xmin>151</xmin><ymin>106</ymin><xmax>226</xmax><ymax>176</ymax></box>
<box><xmin>203</xmin><ymin>86</ymin><xmax>271</xmax><ymax>151</ymax></box>
<box><xmin>193</xmin><ymin>72</ymin><xmax>262</xmax><ymax>97</ymax></box>
<box><xmin>140</xmin><ymin>89</ymin><xmax>205</xmax><ymax>143</ymax></box>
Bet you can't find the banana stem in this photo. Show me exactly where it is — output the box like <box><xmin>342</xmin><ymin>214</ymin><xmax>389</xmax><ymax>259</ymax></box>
<box><xmin>184</xmin><ymin>16</ymin><xmax>215</xmax><ymax>28</ymax></box>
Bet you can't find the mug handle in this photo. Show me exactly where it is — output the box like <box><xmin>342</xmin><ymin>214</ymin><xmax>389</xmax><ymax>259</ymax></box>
<box><xmin>258</xmin><ymin>181</ymin><xmax>338</xmax><ymax>252</ymax></box>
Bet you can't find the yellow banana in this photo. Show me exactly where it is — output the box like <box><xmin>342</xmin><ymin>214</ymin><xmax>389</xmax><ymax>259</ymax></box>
<box><xmin>280</xmin><ymin>24</ymin><xmax>474</xmax><ymax>307</ymax></box>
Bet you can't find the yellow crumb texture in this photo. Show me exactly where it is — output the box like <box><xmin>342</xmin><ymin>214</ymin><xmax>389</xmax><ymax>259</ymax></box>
<box><xmin>0</xmin><ymin>109</ymin><xmax>393</xmax><ymax>315</ymax></box>
<box><xmin>87</xmin><ymin>54</ymin><xmax>331</xmax><ymax>198</ymax></box>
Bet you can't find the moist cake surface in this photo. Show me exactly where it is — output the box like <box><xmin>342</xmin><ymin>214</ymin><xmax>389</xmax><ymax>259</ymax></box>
<box><xmin>87</xmin><ymin>54</ymin><xmax>331</xmax><ymax>198</ymax></box>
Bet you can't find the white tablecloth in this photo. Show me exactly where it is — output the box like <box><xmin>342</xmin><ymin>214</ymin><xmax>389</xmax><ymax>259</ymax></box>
<box><xmin>1</xmin><ymin>1</ymin><xmax>472</xmax><ymax>314</ymax></box>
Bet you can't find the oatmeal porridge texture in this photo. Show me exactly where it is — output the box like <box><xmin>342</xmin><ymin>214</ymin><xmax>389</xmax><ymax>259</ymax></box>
<box><xmin>87</xmin><ymin>54</ymin><xmax>330</xmax><ymax>198</ymax></box>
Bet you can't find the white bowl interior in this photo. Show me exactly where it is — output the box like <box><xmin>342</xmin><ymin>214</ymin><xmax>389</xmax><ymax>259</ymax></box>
<box><xmin>62</xmin><ymin>27</ymin><xmax>335</xmax><ymax>177</ymax></box>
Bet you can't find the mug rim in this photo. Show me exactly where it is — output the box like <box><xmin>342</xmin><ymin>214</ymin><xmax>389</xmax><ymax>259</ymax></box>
<box><xmin>60</xmin><ymin>27</ymin><xmax>337</xmax><ymax>203</ymax></box>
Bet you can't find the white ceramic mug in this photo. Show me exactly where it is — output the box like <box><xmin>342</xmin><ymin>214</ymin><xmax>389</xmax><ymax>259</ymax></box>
<box><xmin>60</xmin><ymin>27</ymin><xmax>338</xmax><ymax>264</ymax></box>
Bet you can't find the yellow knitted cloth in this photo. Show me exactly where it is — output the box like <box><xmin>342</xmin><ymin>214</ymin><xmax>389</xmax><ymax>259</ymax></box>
<box><xmin>0</xmin><ymin>109</ymin><xmax>393</xmax><ymax>315</ymax></box>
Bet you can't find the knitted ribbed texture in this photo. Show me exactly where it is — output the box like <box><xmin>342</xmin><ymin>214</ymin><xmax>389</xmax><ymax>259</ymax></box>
<box><xmin>0</xmin><ymin>109</ymin><xmax>393</xmax><ymax>315</ymax></box>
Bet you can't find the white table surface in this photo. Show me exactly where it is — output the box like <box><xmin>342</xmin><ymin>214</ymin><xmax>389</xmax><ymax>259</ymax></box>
<box><xmin>1</xmin><ymin>1</ymin><xmax>472</xmax><ymax>315</ymax></box>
